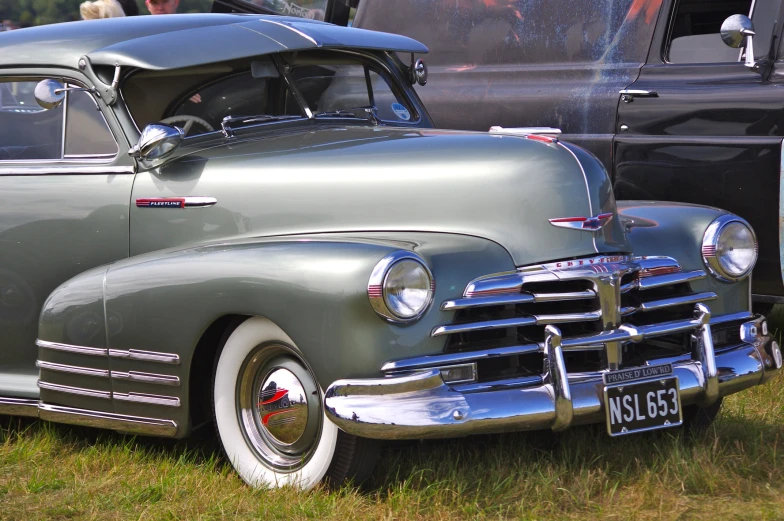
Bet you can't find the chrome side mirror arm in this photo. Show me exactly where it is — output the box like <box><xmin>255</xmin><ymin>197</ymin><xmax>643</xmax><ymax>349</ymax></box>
<box><xmin>128</xmin><ymin>124</ymin><xmax>184</xmax><ymax>169</ymax></box>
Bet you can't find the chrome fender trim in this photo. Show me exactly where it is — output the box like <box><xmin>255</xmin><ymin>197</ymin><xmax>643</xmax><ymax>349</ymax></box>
<box><xmin>0</xmin><ymin>398</ymin><xmax>178</xmax><ymax>437</ymax></box>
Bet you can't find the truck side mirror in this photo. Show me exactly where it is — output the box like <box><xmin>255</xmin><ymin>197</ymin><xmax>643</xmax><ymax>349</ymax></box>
<box><xmin>721</xmin><ymin>14</ymin><xmax>756</xmax><ymax>69</ymax></box>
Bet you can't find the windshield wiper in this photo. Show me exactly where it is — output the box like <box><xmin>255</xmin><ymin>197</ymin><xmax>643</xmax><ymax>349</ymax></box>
<box><xmin>314</xmin><ymin>108</ymin><xmax>380</xmax><ymax>126</ymax></box>
<box><xmin>220</xmin><ymin>114</ymin><xmax>302</xmax><ymax>137</ymax></box>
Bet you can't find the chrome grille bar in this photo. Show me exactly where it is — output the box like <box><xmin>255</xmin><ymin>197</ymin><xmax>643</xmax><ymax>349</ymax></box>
<box><xmin>432</xmin><ymin>316</ymin><xmax>537</xmax><ymax>337</ymax></box>
<box><xmin>442</xmin><ymin>293</ymin><xmax>535</xmax><ymax>311</ymax></box>
<box><xmin>390</xmin><ymin>306</ymin><xmax>714</xmax><ymax>373</ymax></box>
<box><xmin>639</xmin><ymin>292</ymin><xmax>717</xmax><ymax>312</ymax></box>
<box><xmin>638</xmin><ymin>270</ymin><xmax>706</xmax><ymax>290</ymax></box>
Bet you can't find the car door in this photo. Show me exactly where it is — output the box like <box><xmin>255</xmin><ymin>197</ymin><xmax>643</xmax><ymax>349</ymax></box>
<box><xmin>614</xmin><ymin>0</ymin><xmax>784</xmax><ymax>302</ymax></box>
<box><xmin>0</xmin><ymin>73</ymin><xmax>134</xmax><ymax>408</ymax></box>
<box><xmin>351</xmin><ymin>0</ymin><xmax>662</xmax><ymax>168</ymax></box>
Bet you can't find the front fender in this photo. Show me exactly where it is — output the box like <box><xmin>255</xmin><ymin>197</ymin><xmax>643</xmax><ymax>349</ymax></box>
<box><xmin>618</xmin><ymin>201</ymin><xmax>751</xmax><ymax>314</ymax></box>
<box><xmin>38</xmin><ymin>232</ymin><xmax>514</xmax><ymax>436</ymax></box>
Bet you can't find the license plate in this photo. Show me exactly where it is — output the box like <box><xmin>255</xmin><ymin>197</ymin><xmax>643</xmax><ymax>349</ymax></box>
<box><xmin>604</xmin><ymin>374</ymin><xmax>682</xmax><ymax>436</ymax></box>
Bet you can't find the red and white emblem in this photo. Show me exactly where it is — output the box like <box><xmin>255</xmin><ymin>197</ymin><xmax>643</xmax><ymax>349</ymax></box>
<box><xmin>549</xmin><ymin>212</ymin><xmax>613</xmax><ymax>231</ymax></box>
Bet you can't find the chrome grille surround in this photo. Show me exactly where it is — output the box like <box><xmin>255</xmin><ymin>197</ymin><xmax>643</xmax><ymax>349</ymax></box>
<box><xmin>394</xmin><ymin>256</ymin><xmax>718</xmax><ymax>377</ymax></box>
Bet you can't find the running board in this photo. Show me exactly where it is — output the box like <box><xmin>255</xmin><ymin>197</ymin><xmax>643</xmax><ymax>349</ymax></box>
<box><xmin>0</xmin><ymin>397</ymin><xmax>177</xmax><ymax>437</ymax></box>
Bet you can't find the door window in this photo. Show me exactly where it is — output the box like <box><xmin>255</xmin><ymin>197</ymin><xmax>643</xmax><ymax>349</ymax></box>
<box><xmin>0</xmin><ymin>79</ymin><xmax>118</xmax><ymax>162</ymax></box>
<box><xmin>64</xmin><ymin>87</ymin><xmax>118</xmax><ymax>158</ymax></box>
<box><xmin>0</xmin><ymin>81</ymin><xmax>64</xmax><ymax>160</ymax></box>
<box><xmin>666</xmin><ymin>0</ymin><xmax>780</xmax><ymax>63</ymax></box>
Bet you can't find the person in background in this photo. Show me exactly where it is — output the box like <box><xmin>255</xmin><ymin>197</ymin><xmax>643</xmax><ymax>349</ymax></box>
<box><xmin>117</xmin><ymin>0</ymin><xmax>140</xmax><ymax>16</ymax></box>
<box><xmin>145</xmin><ymin>0</ymin><xmax>180</xmax><ymax>15</ymax></box>
<box><xmin>80</xmin><ymin>0</ymin><xmax>125</xmax><ymax>19</ymax></box>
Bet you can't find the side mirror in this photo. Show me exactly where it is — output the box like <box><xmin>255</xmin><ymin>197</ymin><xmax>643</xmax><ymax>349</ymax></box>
<box><xmin>34</xmin><ymin>79</ymin><xmax>66</xmax><ymax>110</ymax></box>
<box><xmin>413</xmin><ymin>58</ymin><xmax>428</xmax><ymax>86</ymax></box>
<box><xmin>721</xmin><ymin>14</ymin><xmax>756</xmax><ymax>68</ymax></box>
<box><xmin>128</xmin><ymin>124</ymin><xmax>183</xmax><ymax>168</ymax></box>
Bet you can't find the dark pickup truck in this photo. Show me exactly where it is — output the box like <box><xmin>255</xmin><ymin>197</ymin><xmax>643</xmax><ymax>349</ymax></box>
<box><xmin>214</xmin><ymin>0</ymin><xmax>784</xmax><ymax>312</ymax></box>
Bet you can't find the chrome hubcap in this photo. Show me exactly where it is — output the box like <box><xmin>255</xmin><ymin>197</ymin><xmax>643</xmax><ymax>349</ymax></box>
<box><xmin>258</xmin><ymin>368</ymin><xmax>308</xmax><ymax>445</ymax></box>
<box><xmin>237</xmin><ymin>344</ymin><xmax>321</xmax><ymax>471</ymax></box>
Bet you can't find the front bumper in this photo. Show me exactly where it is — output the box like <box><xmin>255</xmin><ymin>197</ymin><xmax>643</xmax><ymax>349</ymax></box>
<box><xmin>324</xmin><ymin>310</ymin><xmax>781</xmax><ymax>440</ymax></box>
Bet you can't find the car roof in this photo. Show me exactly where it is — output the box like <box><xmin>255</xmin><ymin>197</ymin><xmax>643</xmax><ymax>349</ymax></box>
<box><xmin>0</xmin><ymin>13</ymin><xmax>428</xmax><ymax>71</ymax></box>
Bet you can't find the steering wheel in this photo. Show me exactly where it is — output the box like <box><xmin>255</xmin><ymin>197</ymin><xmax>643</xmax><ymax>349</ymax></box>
<box><xmin>159</xmin><ymin>115</ymin><xmax>214</xmax><ymax>136</ymax></box>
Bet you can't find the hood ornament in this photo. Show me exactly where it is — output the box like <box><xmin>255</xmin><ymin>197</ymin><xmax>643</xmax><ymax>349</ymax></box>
<box><xmin>549</xmin><ymin>212</ymin><xmax>613</xmax><ymax>231</ymax></box>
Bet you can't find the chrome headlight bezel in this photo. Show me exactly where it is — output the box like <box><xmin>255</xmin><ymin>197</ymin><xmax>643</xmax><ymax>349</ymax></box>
<box><xmin>701</xmin><ymin>215</ymin><xmax>758</xmax><ymax>283</ymax></box>
<box><xmin>368</xmin><ymin>251</ymin><xmax>434</xmax><ymax>324</ymax></box>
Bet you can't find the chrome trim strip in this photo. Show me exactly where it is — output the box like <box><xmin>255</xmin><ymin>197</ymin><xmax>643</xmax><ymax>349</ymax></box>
<box><xmin>112</xmin><ymin>371</ymin><xmax>180</xmax><ymax>386</ymax></box>
<box><xmin>36</xmin><ymin>339</ymin><xmax>107</xmax><ymax>357</ymax></box>
<box><xmin>36</xmin><ymin>360</ymin><xmax>109</xmax><ymax>378</ymax></box>
<box><xmin>0</xmin><ymin>166</ymin><xmax>134</xmax><ymax>175</ymax></box>
<box><xmin>638</xmin><ymin>270</ymin><xmax>706</xmax><ymax>290</ymax></box>
<box><xmin>108</xmin><ymin>349</ymin><xmax>180</xmax><ymax>365</ymax></box>
<box><xmin>535</xmin><ymin>310</ymin><xmax>602</xmax><ymax>324</ymax></box>
<box><xmin>113</xmin><ymin>392</ymin><xmax>180</xmax><ymax>407</ymax></box>
<box><xmin>382</xmin><ymin>343</ymin><xmax>542</xmax><ymax>372</ymax></box>
<box><xmin>0</xmin><ymin>397</ymin><xmax>39</xmax><ymax>418</ymax></box>
<box><xmin>533</xmin><ymin>290</ymin><xmax>596</xmax><ymax>302</ymax></box>
<box><xmin>441</xmin><ymin>288</ymin><xmax>597</xmax><ymax>310</ymax></box>
<box><xmin>639</xmin><ymin>292</ymin><xmax>718</xmax><ymax>312</ymax></box>
<box><xmin>38</xmin><ymin>381</ymin><xmax>111</xmax><ymax>399</ymax></box>
<box><xmin>432</xmin><ymin>316</ymin><xmax>536</xmax><ymax>337</ymax></box>
<box><xmin>451</xmin><ymin>375</ymin><xmax>543</xmax><ymax>393</ymax></box>
<box><xmin>38</xmin><ymin>403</ymin><xmax>177</xmax><ymax>437</ymax></box>
<box><xmin>441</xmin><ymin>293</ymin><xmax>534</xmax><ymax>311</ymax></box>
<box><xmin>431</xmin><ymin>310</ymin><xmax>601</xmax><ymax>337</ymax></box>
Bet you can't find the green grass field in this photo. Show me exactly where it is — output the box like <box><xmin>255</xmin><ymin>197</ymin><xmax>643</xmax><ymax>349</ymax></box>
<box><xmin>2</xmin><ymin>313</ymin><xmax>784</xmax><ymax>520</ymax></box>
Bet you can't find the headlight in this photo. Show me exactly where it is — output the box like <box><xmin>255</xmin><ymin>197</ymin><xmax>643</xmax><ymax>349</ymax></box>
<box><xmin>702</xmin><ymin>215</ymin><xmax>757</xmax><ymax>282</ymax></box>
<box><xmin>368</xmin><ymin>252</ymin><xmax>434</xmax><ymax>323</ymax></box>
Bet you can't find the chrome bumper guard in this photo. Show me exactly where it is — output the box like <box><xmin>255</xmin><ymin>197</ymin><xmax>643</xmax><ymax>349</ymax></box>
<box><xmin>325</xmin><ymin>305</ymin><xmax>781</xmax><ymax>440</ymax></box>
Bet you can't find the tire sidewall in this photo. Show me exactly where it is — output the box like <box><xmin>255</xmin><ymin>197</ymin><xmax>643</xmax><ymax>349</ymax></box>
<box><xmin>213</xmin><ymin>316</ymin><xmax>338</xmax><ymax>489</ymax></box>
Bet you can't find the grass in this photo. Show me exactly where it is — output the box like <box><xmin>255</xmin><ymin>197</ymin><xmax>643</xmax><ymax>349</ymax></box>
<box><xmin>2</xmin><ymin>313</ymin><xmax>784</xmax><ymax>520</ymax></box>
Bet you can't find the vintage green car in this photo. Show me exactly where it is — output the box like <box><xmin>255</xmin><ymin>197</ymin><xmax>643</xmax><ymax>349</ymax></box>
<box><xmin>0</xmin><ymin>14</ymin><xmax>779</xmax><ymax>489</ymax></box>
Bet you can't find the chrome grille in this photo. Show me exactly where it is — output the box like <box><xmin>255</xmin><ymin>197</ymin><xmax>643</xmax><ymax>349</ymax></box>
<box><xmin>383</xmin><ymin>256</ymin><xmax>718</xmax><ymax>384</ymax></box>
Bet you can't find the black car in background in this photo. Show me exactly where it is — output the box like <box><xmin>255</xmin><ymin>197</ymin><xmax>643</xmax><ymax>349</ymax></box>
<box><xmin>216</xmin><ymin>0</ymin><xmax>784</xmax><ymax>312</ymax></box>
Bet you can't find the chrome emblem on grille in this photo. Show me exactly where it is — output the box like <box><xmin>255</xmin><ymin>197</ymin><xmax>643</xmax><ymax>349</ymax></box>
<box><xmin>549</xmin><ymin>212</ymin><xmax>613</xmax><ymax>231</ymax></box>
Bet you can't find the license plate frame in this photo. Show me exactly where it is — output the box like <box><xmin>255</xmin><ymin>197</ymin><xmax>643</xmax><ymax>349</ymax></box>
<box><xmin>603</xmin><ymin>368</ymin><xmax>683</xmax><ymax>436</ymax></box>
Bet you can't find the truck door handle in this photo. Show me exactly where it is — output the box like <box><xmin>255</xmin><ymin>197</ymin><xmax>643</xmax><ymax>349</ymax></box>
<box><xmin>619</xmin><ymin>89</ymin><xmax>658</xmax><ymax>103</ymax></box>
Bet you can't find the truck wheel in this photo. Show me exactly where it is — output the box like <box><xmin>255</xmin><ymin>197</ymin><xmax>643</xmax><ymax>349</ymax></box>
<box><xmin>213</xmin><ymin>316</ymin><xmax>378</xmax><ymax>489</ymax></box>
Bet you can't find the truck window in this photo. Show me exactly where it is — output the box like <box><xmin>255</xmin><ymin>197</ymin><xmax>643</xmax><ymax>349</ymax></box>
<box><xmin>666</xmin><ymin>0</ymin><xmax>779</xmax><ymax>63</ymax></box>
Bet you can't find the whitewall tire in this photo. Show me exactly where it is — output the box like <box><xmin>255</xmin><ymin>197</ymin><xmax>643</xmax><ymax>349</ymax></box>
<box><xmin>213</xmin><ymin>316</ymin><xmax>378</xmax><ymax>489</ymax></box>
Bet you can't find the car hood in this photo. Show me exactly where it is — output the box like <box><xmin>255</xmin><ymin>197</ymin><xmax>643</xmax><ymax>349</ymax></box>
<box><xmin>154</xmin><ymin>125</ymin><xmax>629</xmax><ymax>267</ymax></box>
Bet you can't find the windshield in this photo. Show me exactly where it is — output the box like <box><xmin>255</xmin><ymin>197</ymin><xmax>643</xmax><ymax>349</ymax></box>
<box><xmin>122</xmin><ymin>51</ymin><xmax>417</xmax><ymax>135</ymax></box>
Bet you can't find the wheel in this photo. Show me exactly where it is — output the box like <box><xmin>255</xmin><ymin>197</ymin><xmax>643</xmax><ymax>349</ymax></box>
<box><xmin>681</xmin><ymin>397</ymin><xmax>722</xmax><ymax>433</ymax></box>
<box><xmin>213</xmin><ymin>316</ymin><xmax>378</xmax><ymax>489</ymax></box>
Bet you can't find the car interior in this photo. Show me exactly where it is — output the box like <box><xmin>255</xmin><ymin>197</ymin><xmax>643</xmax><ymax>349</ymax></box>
<box><xmin>122</xmin><ymin>51</ymin><xmax>414</xmax><ymax>137</ymax></box>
